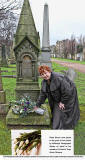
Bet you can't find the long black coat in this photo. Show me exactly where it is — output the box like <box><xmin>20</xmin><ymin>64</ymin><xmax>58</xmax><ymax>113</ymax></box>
<box><xmin>36</xmin><ymin>72</ymin><xmax>80</xmax><ymax>129</ymax></box>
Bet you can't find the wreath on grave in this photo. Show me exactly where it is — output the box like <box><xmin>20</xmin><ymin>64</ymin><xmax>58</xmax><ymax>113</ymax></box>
<box><xmin>10</xmin><ymin>96</ymin><xmax>45</xmax><ymax>117</ymax></box>
<box><xmin>14</xmin><ymin>130</ymin><xmax>41</xmax><ymax>155</ymax></box>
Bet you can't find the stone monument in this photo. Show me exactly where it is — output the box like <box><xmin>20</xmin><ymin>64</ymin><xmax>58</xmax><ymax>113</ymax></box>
<box><xmin>38</xmin><ymin>3</ymin><xmax>51</xmax><ymax>68</ymax></box>
<box><xmin>6</xmin><ymin>0</ymin><xmax>50</xmax><ymax>129</ymax></box>
<box><xmin>14</xmin><ymin>0</ymin><xmax>40</xmax><ymax>101</ymax></box>
<box><xmin>0</xmin><ymin>68</ymin><xmax>8</xmax><ymax>114</ymax></box>
<box><xmin>0</xmin><ymin>45</ymin><xmax>8</xmax><ymax>67</ymax></box>
<box><xmin>66</xmin><ymin>68</ymin><xmax>77</xmax><ymax>81</ymax></box>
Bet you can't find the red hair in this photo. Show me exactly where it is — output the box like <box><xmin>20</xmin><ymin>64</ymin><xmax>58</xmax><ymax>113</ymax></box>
<box><xmin>38</xmin><ymin>65</ymin><xmax>51</xmax><ymax>75</ymax></box>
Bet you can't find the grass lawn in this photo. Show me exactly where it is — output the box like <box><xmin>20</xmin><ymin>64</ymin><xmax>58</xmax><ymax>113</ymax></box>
<box><xmin>52</xmin><ymin>57</ymin><xmax>85</xmax><ymax>65</ymax></box>
<box><xmin>0</xmin><ymin>61</ymin><xmax>85</xmax><ymax>155</ymax></box>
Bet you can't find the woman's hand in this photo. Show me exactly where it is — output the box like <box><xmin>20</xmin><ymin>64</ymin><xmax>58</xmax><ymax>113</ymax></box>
<box><xmin>33</xmin><ymin>106</ymin><xmax>38</xmax><ymax>111</ymax></box>
<box><xmin>58</xmin><ymin>102</ymin><xmax>65</xmax><ymax>110</ymax></box>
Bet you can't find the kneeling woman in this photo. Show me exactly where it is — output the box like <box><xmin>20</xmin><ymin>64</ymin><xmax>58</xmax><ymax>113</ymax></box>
<box><xmin>35</xmin><ymin>65</ymin><xmax>80</xmax><ymax>129</ymax></box>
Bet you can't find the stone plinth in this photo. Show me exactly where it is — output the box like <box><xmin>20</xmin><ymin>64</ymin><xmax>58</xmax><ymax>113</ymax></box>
<box><xmin>0</xmin><ymin>68</ymin><xmax>9</xmax><ymax>115</ymax></box>
<box><xmin>0</xmin><ymin>104</ymin><xmax>9</xmax><ymax>114</ymax></box>
<box><xmin>0</xmin><ymin>91</ymin><xmax>6</xmax><ymax>103</ymax></box>
<box><xmin>6</xmin><ymin>104</ymin><xmax>51</xmax><ymax>129</ymax></box>
<box><xmin>15</xmin><ymin>81</ymin><xmax>40</xmax><ymax>101</ymax></box>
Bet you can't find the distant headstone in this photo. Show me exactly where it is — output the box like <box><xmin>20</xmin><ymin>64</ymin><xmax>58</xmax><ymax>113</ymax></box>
<box><xmin>66</xmin><ymin>68</ymin><xmax>77</xmax><ymax>81</ymax></box>
<box><xmin>8</xmin><ymin>37</ymin><xmax>16</xmax><ymax>64</ymax></box>
<box><xmin>0</xmin><ymin>68</ymin><xmax>8</xmax><ymax>114</ymax></box>
<box><xmin>0</xmin><ymin>69</ymin><xmax>3</xmax><ymax>91</ymax></box>
<box><xmin>1</xmin><ymin>45</ymin><xmax>8</xmax><ymax>67</ymax></box>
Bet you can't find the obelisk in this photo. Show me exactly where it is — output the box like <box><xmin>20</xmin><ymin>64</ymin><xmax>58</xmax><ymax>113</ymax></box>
<box><xmin>39</xmin><ymin>3</ymin><xmax>51</xmax><ymax>68</ymax></box>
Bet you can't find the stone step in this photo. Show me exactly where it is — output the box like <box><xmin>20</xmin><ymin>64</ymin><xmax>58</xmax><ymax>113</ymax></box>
<box><xmin>6</xmin><ymin>104</ymin><xmax>51</xmax><ymax>129</ymax></box>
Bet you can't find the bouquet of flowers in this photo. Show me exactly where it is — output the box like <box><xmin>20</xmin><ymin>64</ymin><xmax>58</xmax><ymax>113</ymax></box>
<box><xmin>14</xmin><ymin>130</ymin><xmax>41</xmax><ymax>155</ymax></box>
<box><xmin>11</xmin><ymin>96</ymin><xmax>45</xmax><ymax>117</ymax></box>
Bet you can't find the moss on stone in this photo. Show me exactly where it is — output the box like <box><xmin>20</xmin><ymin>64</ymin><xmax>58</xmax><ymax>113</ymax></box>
<box><xmin>6</xmin><ymin>104</ymin><xmax>50</xmax><ymax>128</ymax></box>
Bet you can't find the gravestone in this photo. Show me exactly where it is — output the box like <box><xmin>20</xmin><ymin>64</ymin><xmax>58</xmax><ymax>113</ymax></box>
<box><xmin>38</xmin><ymin>3</ymin><xmax>51</xmax><ymax>68</ymax></box>
<box><xmin>14</xmin><ymin>0</ymin><xmax>40</xmax><ymax>101</ymax></box>
<box><xmin>0</xmin><ymin>45</ymin><xmax>8</xmax><ymax>67</ymax></box>
<box><xmin>8</xmin><ymin>36</ymin><xmax>16</xmax><ymax>64</ymax></box>
<box><xmin>6</xmin><ymin>0</ymin><xmax>50</xmax><ymax>129</ymax></box>
<box><xmin>66</xmin><ymin>68</ymin><xmax>77</xmax><ymax>81</ymax></box>
<box><xmin>0</xmin><ymin>68</ymin><xmax>9</xmax><ymax>114</ymax></box>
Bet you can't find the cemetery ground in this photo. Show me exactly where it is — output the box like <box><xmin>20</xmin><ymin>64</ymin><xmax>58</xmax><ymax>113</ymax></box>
<box><xmin>0</xmin><ymin>61</ymin><xmax>85</xmax><ymax>155</ymax></box>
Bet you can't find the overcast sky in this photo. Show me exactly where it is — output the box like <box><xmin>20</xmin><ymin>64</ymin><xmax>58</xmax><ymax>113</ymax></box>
<box><xmin>14</xmin><ymin>0</ymin><xmax>85</xmax><ymax>45</ymax></box>
<box><xmin>28</xmin><ymin>0</ymin><xmax>85</xmax><ymax>45</ymax></box>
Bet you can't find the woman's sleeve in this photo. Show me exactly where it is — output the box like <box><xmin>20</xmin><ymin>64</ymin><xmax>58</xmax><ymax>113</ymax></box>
<box><xmin>36</xmin><ymin>89</ymin><xmax>47</xmax><ymax>107</ymax></box>
<box><xmin>60</xmin><ymin>76</ymin><xmax>74</xmax><ymax>104</ymax></box>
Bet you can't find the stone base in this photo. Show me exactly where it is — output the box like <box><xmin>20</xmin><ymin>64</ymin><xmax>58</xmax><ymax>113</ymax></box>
<box><xmin>39</xmin><ymin>61</ymin><xmax>52</xmax><ymax>68</ymax></box>
<box><xmin>0</xmin><ymin>104</ymin><xmax>9</xmax><ymax>114</ymax></box>
<box><xmin>38</xmin><ymin>51</ymin><xmax>52</xmax><ymax>68</ymax></box>
<box><xmin>15</xmin><ymin>81</ymin><xmax>40</xmax><ymax>101</ymax></box>
<box><xmin>0</xmin><ymin>91</ymin><xmax>6</xmax><ymax>103</ymax></box>
<box><xmin>6</xmin><ymin>104</ymin><xmax>51</xmax><ymax>129</ymax></box>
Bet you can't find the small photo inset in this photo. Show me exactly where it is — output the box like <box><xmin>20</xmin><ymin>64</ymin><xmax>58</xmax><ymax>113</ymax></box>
<box><xmin>11</xmin><ymin>130</ymin><xmax>41</xmax><ymax>156</ymax></box>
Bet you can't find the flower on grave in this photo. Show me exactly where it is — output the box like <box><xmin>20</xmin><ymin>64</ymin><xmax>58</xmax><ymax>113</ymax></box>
<box><xmin>11</xmin><ymin>96</ymin><xmax>36</xmax><ymax>117</ymax></box>
<box><xmin>24</xmin><ymin>107</ymin><xmax>27</xmax><ymax>111</ymax></box>
<box><xmin>26</xmin><ymin>101</ymin><xmax>30</xmax><ymax>105</ymax></box>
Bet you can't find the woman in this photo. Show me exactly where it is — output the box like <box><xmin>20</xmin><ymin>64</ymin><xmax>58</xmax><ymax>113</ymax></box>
<box><xmin>35</xmin><ymin>65</ymin><xmax>80</xmax><ymax>129</ymax></box>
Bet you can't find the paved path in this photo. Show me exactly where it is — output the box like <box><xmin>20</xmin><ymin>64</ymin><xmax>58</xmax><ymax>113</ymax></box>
<box><xmin>52</xmin><ymin>59</ymin><xmax>85</xmax><ymax>73</ymax></box>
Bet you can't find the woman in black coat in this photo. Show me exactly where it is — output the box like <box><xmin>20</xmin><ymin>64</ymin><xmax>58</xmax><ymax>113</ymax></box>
<box><xmin>35</xmin><ymin>65</ymin><xmax>80</xmax><ymax>129</ymax></box>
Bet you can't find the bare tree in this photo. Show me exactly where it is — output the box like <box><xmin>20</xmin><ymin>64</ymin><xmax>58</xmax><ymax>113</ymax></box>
<box><xmin>69</xmin><ymin>35</ymin><xmax>76</xmax><ymax>60</ymax></box>
<box><xmin>0</xmin><ymin>0</ymin><xmax>23</xmax><ymax>45</ymax></box>
<box><xmin>63</xmin><ymin>39</ymin><xmax>70</xmax><ymax>59</ymax></box>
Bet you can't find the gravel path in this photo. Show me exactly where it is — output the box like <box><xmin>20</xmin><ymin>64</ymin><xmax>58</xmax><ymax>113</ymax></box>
<box><xmin>52</xmin><ymin>59</ymin><xmax>85</xmax><ymax>73</ymax></box>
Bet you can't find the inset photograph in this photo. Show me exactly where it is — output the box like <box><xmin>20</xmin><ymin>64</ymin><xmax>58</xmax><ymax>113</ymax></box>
<box><xmin>11</xmin><ymin>130</ymin><xmax>41</xmax><ymax>156</ymax></box>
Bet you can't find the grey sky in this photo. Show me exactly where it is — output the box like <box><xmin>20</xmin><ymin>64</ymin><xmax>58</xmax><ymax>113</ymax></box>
<box><xmin>8</xmin><ymin>0</ymin><xmax>85</xmax><ymax>45</ymax></box>
<box><xmin>28</xmin><ymin>0</ymin><xmax>85</xmax><ymax>45</ymax></box>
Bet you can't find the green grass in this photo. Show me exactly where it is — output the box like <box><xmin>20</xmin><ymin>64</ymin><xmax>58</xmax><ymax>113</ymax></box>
<box><xmin>2</xmin><ymin>78</ymin><xmax>16</xmax><ymax>102</ymax></box>
<box><xmin>1</xmin><ymin>66</ymin><xmax>16</xmax><ymax>76</ymax></box>
<box><xmin>0</xmin><ymin>116</ymin><xmax>11</xmax><ymax>155</ymax></box>
<box><xmin>52</xmin><ymin>57</ymin><xmax>85</xmax><ymax>64</ymax></box>
<box><xmin>0</xmin><ymin>62</ymin><xmax>85</xmax><ymax>155</ymax></box>
<box><xmin>74</xmin><ymin>122</ymin><xmax>85</xmax><ymax>155</ymax></box>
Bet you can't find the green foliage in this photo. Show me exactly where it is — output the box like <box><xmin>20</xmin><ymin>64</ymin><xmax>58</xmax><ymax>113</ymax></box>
<box><xmin>11</xmin><ymin>96</ymin><xmax>36</xmax><ymax>117</ymax></box>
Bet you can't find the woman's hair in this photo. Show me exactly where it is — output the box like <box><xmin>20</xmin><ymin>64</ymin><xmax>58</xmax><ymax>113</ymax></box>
<box><xmin>38</xmin><ymin>65</ymin><xmax>51</xmax><ymax>75</ymax></box>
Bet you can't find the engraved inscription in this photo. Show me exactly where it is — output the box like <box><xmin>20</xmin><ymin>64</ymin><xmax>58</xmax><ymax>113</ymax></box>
<box><xmin>22</xmin><ymin>55</ymin><xmax>32</xmax><ymax>79</ymax></box>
